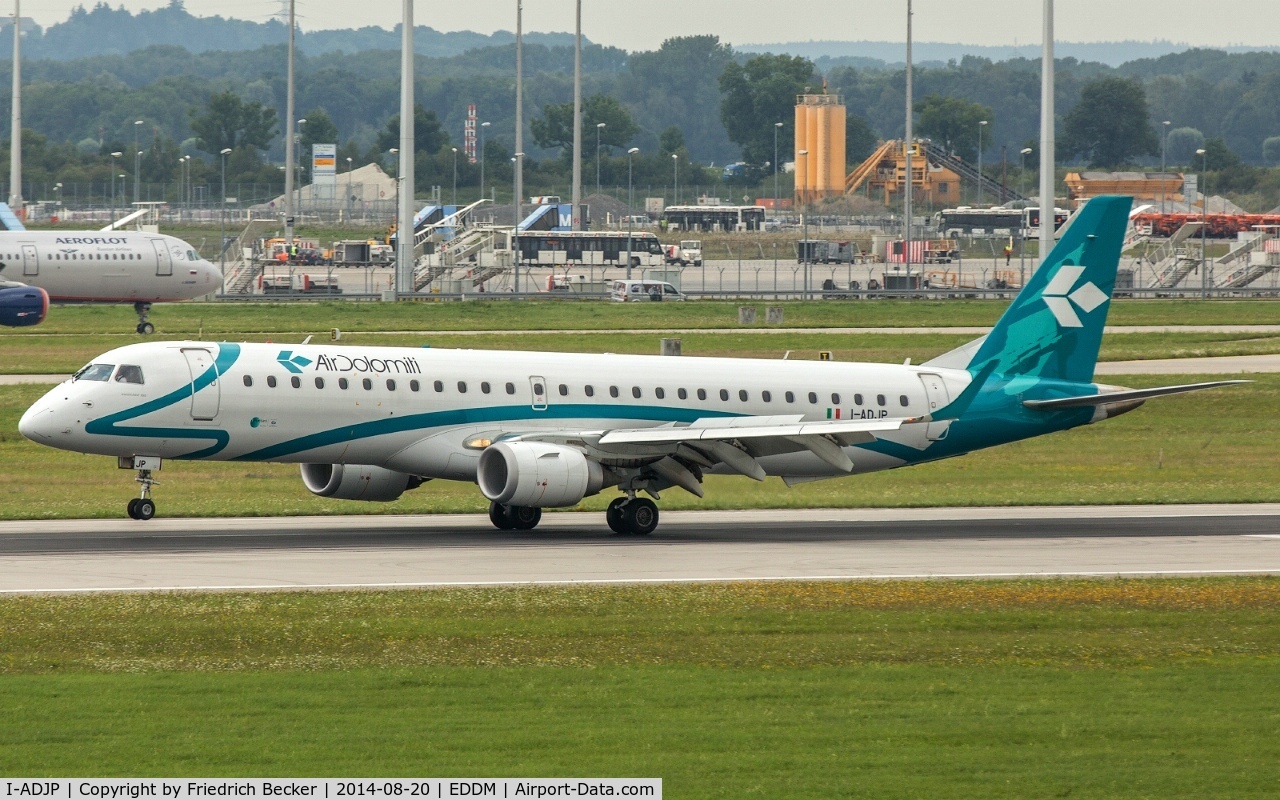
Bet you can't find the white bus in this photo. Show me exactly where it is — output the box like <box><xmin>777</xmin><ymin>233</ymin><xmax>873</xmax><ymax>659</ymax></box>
<box><xmin>514</xmin><ymin>230</ymin><xmax>666</xmax><ymax>268</ymax></box>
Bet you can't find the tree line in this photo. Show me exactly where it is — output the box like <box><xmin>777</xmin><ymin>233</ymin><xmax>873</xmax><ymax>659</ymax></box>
<box><xmin>7</xmin><ymin>26</ymin><xmax>1280</xmax><ymax>210</ymax></box>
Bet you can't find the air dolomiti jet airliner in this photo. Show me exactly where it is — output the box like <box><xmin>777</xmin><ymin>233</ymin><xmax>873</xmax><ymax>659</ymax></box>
<box><xmin>19</xmin><ymin>197</ymin><xmax>1243</xmax><ymax>533</ymax></box>
<box><xmin>0</xmin><ymin>230</ymin><xmax>222</xmax><ymax>331</ymax></box>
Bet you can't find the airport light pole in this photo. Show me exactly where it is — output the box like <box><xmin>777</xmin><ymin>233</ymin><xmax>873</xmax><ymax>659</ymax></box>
<box><xmin>976</xmin><ymin>119</ymin><xmax>988</xmax><ymax>206</ymax></box>
<box><xmin>513</xmin><ymin>152</ymin><xmax>524</xmax><ymax>294</ymax></box>
<box><xmin>1019</xmin><ymin>146</ymin><xmax>1032</xmax><ymax>287</ymax></box>
<box><xmin>595</xmin><ymin>122</ymin><xmax>605</xmax><ymax>203</ymax></box>
<box><xmin>132</xmin><ymin>119</ymin><xmax>143</xmax><ymax>204</ymax></box>
<box><xmin>220</xmin><ymin>147</ymin><xmax>232</xmax><ymax>278</ymax></box>
<box><xmin>479</xmin><ymin>121</ymin><xmax>490</xmax><ymax>199</ymax></box>
<box><xmin>1161</xmin><ymin>120</ymin><xmax>1171</xmax><ymax>214</ymax></box>
<box><xmin>294</xmin><ymin>118</ymin><xmax>306</xmax><ymax>234</ymax></box>
<box><xmin>773</xmin><ymin>121</ymin><xmax>783</xmax><ymax>212</ymax></box>
<box><xmin>671</xmin><ymin>153</ymin><xmax>678</xmax><ymax>206</ymax></box>
<box><xmin>110</xmin><ymin>151</ymin><xmax>122</xmax><ymax>225</ymax></box>
<box><xmin>627</xmin><ymin>147</ymin><xmax>639</xmax><ymax>280</ymax></box>
<box><xmin>1197</xmin><ymin>147</ymin><xmax>1207</xmax><ymax>299</ymax></box>
<box><xmin>346</xmin><ymin>156</ymin><xmax>353</xmax><ymax>218</ymax></box>
<box><xmin>451</xmin><ymin>147</ymin><xmax>458</xmax><ymax>207</ymax></box>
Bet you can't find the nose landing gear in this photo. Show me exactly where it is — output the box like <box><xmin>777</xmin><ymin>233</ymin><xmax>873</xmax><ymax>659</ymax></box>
<box><xmin>127</xmin><ymin>468</ymin><xmax>158</xmax><ymax>520</ymax></box>
<box><xmin>134</xmin><ymin>302</ymin><xmax>155</xmax><ymax>335</ymax></box>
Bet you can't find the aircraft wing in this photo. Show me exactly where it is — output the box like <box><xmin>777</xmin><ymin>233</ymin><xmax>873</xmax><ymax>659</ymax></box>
<box><xmin>516</xmin><ymin>415</ymin><xmax>910</xmax><ymax>482</ymax></box>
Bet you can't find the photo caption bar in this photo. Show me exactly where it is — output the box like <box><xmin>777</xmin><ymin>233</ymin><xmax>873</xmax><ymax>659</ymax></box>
<box><xmin>3</xmin><ymin>781</ymin><xmax>659</xmax><ymax>800</ymax></box>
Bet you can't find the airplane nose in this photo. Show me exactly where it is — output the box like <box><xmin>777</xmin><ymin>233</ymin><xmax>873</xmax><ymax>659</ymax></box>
<box><xmin>18</xmin><ymin>403</ymin><xmax>54</xmax><ymax>442</ymax></box>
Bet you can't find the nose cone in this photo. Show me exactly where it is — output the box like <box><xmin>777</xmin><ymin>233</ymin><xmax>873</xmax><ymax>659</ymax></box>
<box><xmin>202</xmin><ymin>260</ymin><xmax>224</xmax><ymax>291</ymax></box>
<box><xmin>18</xmin><ymin>403</ymin><xmax>54</xmax><ymax>443</ymax></box>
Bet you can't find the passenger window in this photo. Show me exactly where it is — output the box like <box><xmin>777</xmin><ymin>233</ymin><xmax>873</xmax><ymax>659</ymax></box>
<box><xmin>291</xmin><ymin>376</ymin><xmax>301</xmax><ymax>389</ymax></box>
<box><xmin>738</xmin><ymin>390</ymin><xmax>748</xmax><ymax>402</ymax></box>
<box><xmin>558</xmin><ymin>384</ymin><xmax>568</xmax><ymax>396</ymax></box>
<box><xmin>481</xmin><ymin>382</ymin><xmax>491</xmax><ymax>394</ymax></box>
<box><xmin>655</xmin><ymin>388</ymin><xmax>665</xmax><ymax>400</ymax></box>
<box><xmin>242</xmin><ymin>375</ymin><xmax>252</xmax><ymax>387</ymax></box>
<box><xmin>585</xmin><ymin>385</ymin><xmax>594</xmax><ymax>397</ymax></box>
<box><xmin>315</xmin><ymin>377</ymin><xmax>325</xmax><ymax>389</ymax></box>
<box><xmin>678</xmin><ymin>388</ymin><xmax>687</xmax><ymax>400</ymax></box>
<box><xmin>900</xmin><ymin>394</ymin><xmax>909</xmax><ymax>406</ymax></box>
<box><xmin>762</xmin><ymin>390</ymin><xmax>771</xmax><ymax>402</ymax></box>
<box><xmin>410</xmin><ymin>380</ymin><xmax>420</xmax><ymax>392</ymax></box>
<box><xmin>854</xmin><ymin>393</ymin><xmax>863</xmax><ymax>405</ymax></box>
<box><xmin>507</xmin><ymin>382</ymin><xmax>517</xmax><ymax>395</ymax></box>
<box><xmin>632</xmin><ymin>386</ymin><xmax>642</xmax><ymax>399</ymax></box>
<box><xmin>363</xmin><ymin>378</ymin><xmax>373</xmax><ymax>390</ymax></box>
<box><xmin>808</xmin><ymin>392</ymin><xmax>818</xmax><ymax>404</ymax></box>
<box><xmin>115</xmin><ymin>365</ymin><xmax>144</xmax><ymax>384</ymax></box>
<box><xmin>610</xmin><ymin>386</ymin><xmax>619</xmax><ymax>398</ymax></box>
<box><xmin>719</xmin><ymin>389</ymin><xmax>729</xmax><ymax>401</ymax></box>
<box><xmin>457</xmin><ymin>381</ymin><xmax>467</xmax><ymax>393</ymax></box>
<box><xmin>386</xmin><ymin>379</ymin><xmax>396</xmax><ymax>391</ymax></box>
<box><xmin>533</xmin><ymin>382</ymin><xmax>544</xmax><ymax>395</ymax></box>
<box><xmin>877</xmin><ymin>394</ymin><xmax>886</xmax><ymax>406</ymax></box>
<box><xmin>831</xmin><ymin>393</ymin><xmax>841</xmax><ymax>405</ymax></box>
<box><xmin>267</xmin><ymin>375</ymin><xmax>277</xmax><ymax>388</ymax></box>
<box><xmin>339</xmin><ymin>378</ymin><xmax>349</xmax><ymax>390</ymax></box>
<box><xmin>785</xmin><ymin>391</ymin><xmax>795</xmax><ymax>403</ymax></box>
<box><xmin>697</xmin><ymin>389</ymin><xmax>707</xmax><ymax>400</ymax></box>
<box><xmin>434</xmin><ymin>380</ymin><xmax>444</xmax><ymax>392</ymax></box>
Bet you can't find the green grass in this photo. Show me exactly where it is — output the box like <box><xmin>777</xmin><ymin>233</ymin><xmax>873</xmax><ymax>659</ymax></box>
<box><xmin>4</xmin><ymin>330</ymin><xmax>1280</xmax><ymax>375</ymax></box>
<box><xmin>0</xmin><ymin>374</ymin><xmax>1273</xmax><ymax>519</ymax></box>
<box><xmin>5</xmin><ymin>298</ymin><xmax>1280</xmax><ymax>339</ymax></box>
<box><xmin>1</xmin><ymin>579</ymin><xmax>1278</xmax><ymax>794</ymax></box>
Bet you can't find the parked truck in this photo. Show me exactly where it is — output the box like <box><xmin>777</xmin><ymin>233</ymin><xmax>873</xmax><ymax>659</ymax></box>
<box><xmin>664</xmin><ymin>240</ymin><xmax>703</xmax><ymax>267</ymax></box>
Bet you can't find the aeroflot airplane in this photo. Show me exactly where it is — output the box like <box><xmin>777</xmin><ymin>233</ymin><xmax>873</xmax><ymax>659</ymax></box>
<box><xmin>19</xmin><ymin>197</ymin><xmax>1244</xmax><ymax>532</ymax></box>
<box><xmin>0</xmin><ymin>230</ymin><xmax>222</xmax><ymax>332</ymax></box>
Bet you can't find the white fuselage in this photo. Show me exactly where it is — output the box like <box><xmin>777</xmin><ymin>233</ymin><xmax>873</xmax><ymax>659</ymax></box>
<box><xmin>20</xmin><ymin>341</ymin><xmax>974</xmax><ymax>482</ymax></box>
<box><xmin>0</xmin><ymin>231</ymin><xmax>222</xmax><ymax>302</ymax></box>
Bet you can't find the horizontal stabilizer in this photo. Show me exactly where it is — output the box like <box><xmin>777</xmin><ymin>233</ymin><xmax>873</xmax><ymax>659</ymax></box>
<box><xmin>1022</xmin><ymin>380</ymin><xmax>1248</xmax><ymax>410</ymax></box>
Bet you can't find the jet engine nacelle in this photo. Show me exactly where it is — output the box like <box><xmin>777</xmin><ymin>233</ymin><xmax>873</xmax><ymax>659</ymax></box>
<box><xmin>478</xmin><ymin>442</ymin><xmax>604</xmax><ymax>508</ymax></box>
<box><xmin>0</xmin><ymin>285</ymin><xmax>49</xmax><ymax>327</ymax></box>
<box><xmin>300</xmin><ymin>463</ymin><xmax>422</xmax><ymax>502</ymax></box>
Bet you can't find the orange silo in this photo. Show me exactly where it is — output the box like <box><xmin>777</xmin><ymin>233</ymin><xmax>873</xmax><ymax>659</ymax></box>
<box><xmin>794</xmin><ymin>94</ymin><xmax>846</xmax><ymax>206</ymax></box>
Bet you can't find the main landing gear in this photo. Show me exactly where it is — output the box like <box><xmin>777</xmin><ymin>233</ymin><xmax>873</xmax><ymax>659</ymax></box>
<box><xmin>134</xmin><ymin>302</ymin><xmax>155</xmax><ymax>335</ymax></box>
<box><xmin>127</xmin><ymin>468</ymin><xmax>158</xmax><ymax>520</ymax></box>
<box><xmin>488</xmin><ymin>500</ymin><xmax>542</xmax><ymax>531</ymax></box>
<box><xmin>606</xmin><ymin>496</ymin><xmax>659</xmax><ymax>536</ymax></box>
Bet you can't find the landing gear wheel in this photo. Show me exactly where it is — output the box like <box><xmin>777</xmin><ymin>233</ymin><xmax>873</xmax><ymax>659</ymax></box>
<box><xmin>127</xmin><ymin>498</ymin><xmax>140</xmax><ymax>519</ymax></box>
<box><xmin>489</xmin><ymin>500</ymin><xmax>515</xmax><ymax>530</ymax></box>
<box><xmin>133</xmin><ymin>302</ymin><xmax>154</xmax><ymax>336</ymax></box>
<box><xmin>137</xmin><ymin>322</ymin><xmax>155</xmax><ymax>335</ymax></box>
<box><xmin>134</xmin><ymin>499</ymin><xmax>155</xmax><ymax>521</ymax></box>
<box><xmin>621</xmin><ymin>498</ymin><xmax>659</xmax><ymax>535</ymax></box>
<box><xmin>504</xmin><ymin>505</ymin><xmax>542</xmax><ymax>530</ymax></box>
<box><xmin>605</xmin><ymin>497</ymin><xmax>627</xmax><ymax>534</ymax></box>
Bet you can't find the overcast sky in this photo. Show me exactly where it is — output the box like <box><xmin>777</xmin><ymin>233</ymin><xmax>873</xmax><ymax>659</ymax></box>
<box><xmin>20</xmin><ymin>1</ymin><xmax>1280</xmax><ymax>52</ymax></box>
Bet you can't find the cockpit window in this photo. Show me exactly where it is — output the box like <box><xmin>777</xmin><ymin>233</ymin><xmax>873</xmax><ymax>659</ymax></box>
<box><xmin>115</xmin><ymin>365</ymin><xmax>145</xmax><ymax>384</ymax></box>
<box><xmin>187</xmin><ymin>250</ymin><xmax>199</xmax><ymax>261</ymax></box>
<box><xmin>73</xmin><ymin>364</ymin><xmax>115</xmax><ymax>382</ymax></box>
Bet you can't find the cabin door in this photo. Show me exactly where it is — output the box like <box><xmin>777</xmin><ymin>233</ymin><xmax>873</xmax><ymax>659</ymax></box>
<box><xmin>529</xmin><ymin>376</ymin><xmax>548</xmax><ymax>411</ymax></box>
<box><xmin>152</xmin><ymin>239</ymin><xmax>173</xmax><ymax>276</ymax></box>
<box><xmin>182</xmin><ymin>348</ymin><xmax>220</xmax><ymax>420</ymax></box>
<box><xmin>918</xmin><ymin>372</ymin><xmax>952</xmax><ymax>441</ymax></box>
<box><xmin>21</xmin><ymin>244</ymin><xmax>38</xmax><ymax>276</ymax></box>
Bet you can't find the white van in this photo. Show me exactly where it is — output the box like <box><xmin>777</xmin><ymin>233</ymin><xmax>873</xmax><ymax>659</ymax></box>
<box><xmin>610</xmin><ymin>280</ymin><xmax>687</xmax><ymax>302</ymax></box>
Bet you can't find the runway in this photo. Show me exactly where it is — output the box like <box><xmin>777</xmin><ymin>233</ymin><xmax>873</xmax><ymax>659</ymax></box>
<box><xmin>1</xmin><ymin>504</ymin><xmax>1278</xmax><ymax>594</ymax></box>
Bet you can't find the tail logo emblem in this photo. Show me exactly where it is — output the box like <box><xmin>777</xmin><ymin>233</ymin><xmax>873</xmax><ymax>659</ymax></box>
<box><xmin>277</xmin><ymin>350</ymin><xmax>312</xmax><ymax>374</ymax></box>
<box><xmin>1041</xmin><ymin>265</ymin><xmax>1109</xmax><ymax>328</ymax></box>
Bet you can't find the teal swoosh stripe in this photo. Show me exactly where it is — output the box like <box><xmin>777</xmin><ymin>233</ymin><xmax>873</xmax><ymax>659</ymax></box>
<box><xmin>233</xmin><ymin>403</ymin><xmax>740</xmax><ymax>462</ymax></box>
<box><xmin>85</xmin><ymin>343</ymin><xmax>241</xmax><ymax>459</ymax></box>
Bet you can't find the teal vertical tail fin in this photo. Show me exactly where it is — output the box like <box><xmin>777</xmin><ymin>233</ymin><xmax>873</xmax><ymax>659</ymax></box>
<box><xmin>967</xmin><ymin>195</ymin><xmax>1132</xmax><ymax>383</ymax></box>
